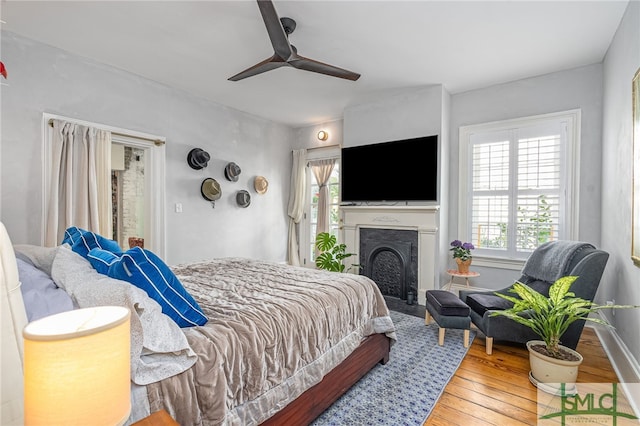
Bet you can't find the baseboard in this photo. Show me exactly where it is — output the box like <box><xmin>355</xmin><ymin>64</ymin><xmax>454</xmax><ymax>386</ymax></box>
<box><xmin>591</xmin><ymin>314</ymin><xmax>640</xmax><ymax>418</ymax></box>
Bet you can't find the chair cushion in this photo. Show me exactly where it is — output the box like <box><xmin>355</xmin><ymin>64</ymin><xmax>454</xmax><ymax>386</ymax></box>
<box><xmin>426</xmin><ymin>290</ymin><xmax>470</xmax><ymax>317</ymax></box>
<box><xmin>467</xmin><ymin>293</ymin><xmax>514</xmax><ymax>316</ymax></box>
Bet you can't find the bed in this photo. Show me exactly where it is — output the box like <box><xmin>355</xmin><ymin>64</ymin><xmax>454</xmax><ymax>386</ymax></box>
<box><xmin>0</xmin><ymin>223</ymin><xmax>396</xmax><ymax>425</ymax></box>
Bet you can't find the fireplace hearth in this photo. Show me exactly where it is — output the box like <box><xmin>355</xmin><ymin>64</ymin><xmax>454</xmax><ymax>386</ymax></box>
<box><xmin>359</xmin><ymin>228</ymin><xmax>418</xmax><ymax>301</ymax></box>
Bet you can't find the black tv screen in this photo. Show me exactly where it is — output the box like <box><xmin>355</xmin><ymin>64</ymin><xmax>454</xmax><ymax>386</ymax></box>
<box><xmin>341</xmin><ymin>135</ymin><xmax>438</xmax><ymax>202</ymax></box>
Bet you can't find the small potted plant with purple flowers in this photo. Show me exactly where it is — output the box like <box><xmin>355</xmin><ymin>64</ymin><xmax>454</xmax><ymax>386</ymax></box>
<box><xmin>450</xmin><ymin>240</ymin><xmax>475</xmax><ymax>273</ymax></box>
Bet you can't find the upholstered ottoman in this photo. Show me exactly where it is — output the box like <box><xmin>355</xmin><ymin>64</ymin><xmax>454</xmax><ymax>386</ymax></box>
<box><xmin>425</xmin><ymin>290</ymin><xmax>471</xmax><ymax>347</ymax></box>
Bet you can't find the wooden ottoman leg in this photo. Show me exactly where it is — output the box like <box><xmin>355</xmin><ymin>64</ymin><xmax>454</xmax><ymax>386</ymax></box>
<box><xmin>485</xmin><ymin>336</ymin><xmax>494</xmax><ymax>355</ymax></box>
<box><xmin>463</xmin><ymin>329</ymin><xmax>470</xmax><ymax>348</ymax></box>
<box><xmin>425</xmin><ymin>310</ymin><xmax>431</xmax><ymax>325</ymax></box>
<box><xmin>438</xmin><ymin>328</ymin><xmax>445</xmax><ymax>346</ymax></box>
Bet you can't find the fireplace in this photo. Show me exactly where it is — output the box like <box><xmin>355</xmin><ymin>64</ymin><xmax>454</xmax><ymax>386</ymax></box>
<box><xmin>341</xmin><ymin>205</ymin><xmax>439</xmax><ymax>306</ymax></box>
<box><xmin>359</xmin><ymin>228</ymin><xmax>418</xmax><ymax>300</ymax></box>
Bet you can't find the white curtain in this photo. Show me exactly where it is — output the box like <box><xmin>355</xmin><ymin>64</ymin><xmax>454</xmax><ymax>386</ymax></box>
<box><xmin>310</xmin><ymin>158</ymin><xmax>336</xmax><ymax>239</ymax></box>
<box><xmin>45</xmin><ymin>120</ymin><xmax>112</xmax><ymax>246</ymax></box>
<box><xmin>287</xmin><ymin>149</ymin><xmax>307</xmax><ymax>266</ymax></box>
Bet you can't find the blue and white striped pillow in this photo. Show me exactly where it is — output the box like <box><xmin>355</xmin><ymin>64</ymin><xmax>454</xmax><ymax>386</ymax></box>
<box><xmin>87</xmin><ymin>248</ymin><xmax>121</xmax><ymax>275</ymax></box>
<box><xmin>105</xmin><ymin>247</ymin><xmax>207</xmax><ymax>328</ymax></box>
<box><xmin>63</xmin><ymin>227</ymin><xmax>123</xmax><ymax>259</ymax></box>
<box><xmin>61</xmin><ymin>226</ymin><xmax>86</xmax><ymax>246</ymax></box>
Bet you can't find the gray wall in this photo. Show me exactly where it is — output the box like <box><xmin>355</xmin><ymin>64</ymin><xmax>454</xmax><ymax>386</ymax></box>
<box><xmin>292</xmin><ymin>119</ymin><xmax>344</xmax><ymax>151</ymax></box>
<box><xmin>449</xmin><ymin>64</ymin><xmax>605</xmax><ymax>289</ymax></box>
<box><xmin>601</xmin><ymin>0</ymin><xmax>640</xmax><ymax>363</ymax></box>
<box><xmin>0</xmin><ymin>31</ymin><xmax>294</xmax><ymax>264</ymax></box>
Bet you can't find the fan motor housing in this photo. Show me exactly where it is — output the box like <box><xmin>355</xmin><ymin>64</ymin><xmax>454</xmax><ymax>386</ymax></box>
<box><xmin>280</xmin><ymin>17</ymin><xmax>296</xmax><ymax>35</ymax></box>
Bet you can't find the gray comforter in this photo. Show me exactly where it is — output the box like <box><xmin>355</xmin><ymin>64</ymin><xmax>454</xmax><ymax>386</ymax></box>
<box><xmin>147</xmin><ymin>258</ymin><xmax>396</xmax><ymax>426</ymax></box>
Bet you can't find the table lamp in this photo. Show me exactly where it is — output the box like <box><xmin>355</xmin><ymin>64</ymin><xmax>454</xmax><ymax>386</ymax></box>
<box><xmin>23</xmin><ymin>306</ymin><xmax>131</xmax><ymax>425</ymax></box>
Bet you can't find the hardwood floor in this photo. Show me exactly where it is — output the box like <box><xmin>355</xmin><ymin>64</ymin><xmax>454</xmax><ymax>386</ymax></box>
<box><xmin>425</xmin><ymin>328</ymin><xmax>617</xmax><ymax>425</ymax></box>
<box><xmin>383</xmin><ymin>297</ymin><xmax>620</xmax><ymax>426</ymax></box>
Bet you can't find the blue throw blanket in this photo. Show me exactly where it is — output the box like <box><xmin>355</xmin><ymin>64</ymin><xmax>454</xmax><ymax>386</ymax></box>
<box><xmin>521</xmin><ymin>241</ymin><xmax>594</xmax><ymax>283</ymax></box>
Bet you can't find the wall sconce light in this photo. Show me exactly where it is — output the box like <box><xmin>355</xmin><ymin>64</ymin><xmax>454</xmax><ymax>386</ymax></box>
<box><xmin>317</xmin><ymin>130</ymin><xmax>329</xmax><ymax>141</ymax></box>
<box><xmin>23</xmin><ymin>306</ymin><xmax>131</xmax><ymax>425</ymax></box>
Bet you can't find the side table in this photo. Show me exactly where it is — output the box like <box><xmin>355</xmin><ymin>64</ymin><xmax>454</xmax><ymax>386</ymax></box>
<box><xmin>446</xmin><ymin>269</ymin><xmax>480</xmax><ymax>291</ymax></box>
<box><xmin>131</xmin><ymin>410</ymin><xmax>178</xmax><ymax>426</ymax></box>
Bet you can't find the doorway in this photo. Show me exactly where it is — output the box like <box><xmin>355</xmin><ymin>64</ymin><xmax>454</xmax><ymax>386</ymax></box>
<box><xmin>111</xmin><ymin>144</ymin><xmax>145</xmax><ymax>250</ymax></box>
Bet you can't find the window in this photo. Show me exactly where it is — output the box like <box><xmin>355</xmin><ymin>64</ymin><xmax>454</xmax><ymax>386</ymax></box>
<box><xmin>299</xmin><ymin>146</ymin><xmax>341</xmax><ymax>267</ymax></box>
<box><xmin>458</xmin><ymin>110</ymin><xmax>579</xmax><ymax>265</ymax></box>
<box><xmin>307</xmin><ymin>163</ymin><xmax>341</xmax><ymax>263</ymax></box>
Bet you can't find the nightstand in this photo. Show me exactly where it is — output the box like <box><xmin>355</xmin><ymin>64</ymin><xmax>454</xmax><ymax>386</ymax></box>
<box><xmin>132</xmin><ymin>409</ymin><xmax>178</xmax><ymax>426</ymax></box>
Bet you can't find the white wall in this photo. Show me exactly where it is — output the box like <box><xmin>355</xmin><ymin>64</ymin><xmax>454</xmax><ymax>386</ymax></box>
<box><xmin>449</xmin><ymin>64</ymin><xmax>605</xmax><ymax>289</ymax></box>
<box><xmin>0</xmin><ymin>31</ymin><xmax>294</xmax><ymax>264</ymax></box>
<box><xmin>601</xmin><ymin>0</ymin><xmax>640</xmax><ymax>366</ymax></box>
<box><xmin>343</xmin><ymin>85</ymin><xmax>445</xmax><ymax>147</ymax></box>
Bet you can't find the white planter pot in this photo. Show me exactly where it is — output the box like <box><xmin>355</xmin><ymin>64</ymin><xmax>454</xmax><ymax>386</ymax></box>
<box><xmin>527</xmin><ymin>340</ymin><xmax>583</xmax><ymax>386</ymax></box>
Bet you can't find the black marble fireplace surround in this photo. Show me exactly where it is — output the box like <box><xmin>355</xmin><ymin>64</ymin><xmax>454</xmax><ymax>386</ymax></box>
<box><xmin>359</xmin><ymin>228</ymin><xmax>418</xmax><ymax>301</ymax></box>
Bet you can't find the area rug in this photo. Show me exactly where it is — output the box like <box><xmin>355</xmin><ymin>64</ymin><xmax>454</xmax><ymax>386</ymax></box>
<box><xmin>312</xmin><ymin>310</ymin><xmax>476</xmax><ymax>426</ymax></box>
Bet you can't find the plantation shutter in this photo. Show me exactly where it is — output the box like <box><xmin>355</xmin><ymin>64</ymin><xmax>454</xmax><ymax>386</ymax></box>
<box><xmin>468</xmin><ymin>120</ymin><xmax>566</xmax><ymax>258</ymax></box>
<box><xmin>515</xmin><ymin>123</ymin><xmax>563</xmax><ymax>252</ymax></box>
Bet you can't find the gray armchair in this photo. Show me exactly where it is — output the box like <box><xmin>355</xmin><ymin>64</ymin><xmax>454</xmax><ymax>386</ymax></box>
<box><xmin>459</xmin><ymin>241</ymin><xmax>609</xmax><ymax>355</ymax></box>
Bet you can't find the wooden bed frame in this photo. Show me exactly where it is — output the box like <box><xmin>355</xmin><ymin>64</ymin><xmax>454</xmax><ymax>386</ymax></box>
<box><xmin>261</xmin><ymin>333</ymin><xmax>392</xmax><ymax>425</ymax></box>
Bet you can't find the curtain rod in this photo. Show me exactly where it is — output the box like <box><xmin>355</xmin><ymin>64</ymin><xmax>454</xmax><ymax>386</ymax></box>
<box><xmin>48</xmin><ymin>119</ymin><xmax>165</xmax><ymax>146</ymax></box>
<box><xmin>306</xmin><ymin>144</ymin><xmax>340</xmax><ymax>152</ymax></box>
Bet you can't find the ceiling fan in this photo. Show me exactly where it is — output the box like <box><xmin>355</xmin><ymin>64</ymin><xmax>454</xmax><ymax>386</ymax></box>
<box><xmin>228</xmin><ymin>0</ymin><xmax>360</xmax><ymax>82</ymax></box>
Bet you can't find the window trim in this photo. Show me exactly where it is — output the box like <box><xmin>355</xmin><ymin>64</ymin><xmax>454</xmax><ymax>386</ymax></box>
<box><xmin>458</xmin><ymin>109</ymin><xmax>581</xmax><ymax>268</ymax></box>
<box><xmin>41</xmin><ymin>113</ymin><xmax>167</xmax><ymax>258</ymax></box>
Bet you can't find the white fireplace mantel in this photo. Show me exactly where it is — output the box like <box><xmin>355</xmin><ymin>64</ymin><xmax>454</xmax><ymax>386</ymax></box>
<box><xmin>341</xmin><ymin>205</ymin><xmax>440</xmax><ymax>305</ymax></box>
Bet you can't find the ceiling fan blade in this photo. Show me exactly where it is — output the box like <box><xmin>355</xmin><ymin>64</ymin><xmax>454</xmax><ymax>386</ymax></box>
<box><xmin>229</xmin><ymin>0</ymin><xmax>362</xmax><ymax>82</ymax></box>
<box><xmin>228</xmin><ymin>56</ymin><xmax>287</xmax><ymax>81</ymax></box>
<box><xmin>257</xmin><ymin>0</ymin><xmax>292</xmax><ymax>60</ymax></box>
<box><xmin>288</xmin><ymin>55</ymin><xmax>361</xmax><ymax>81</ymax></box>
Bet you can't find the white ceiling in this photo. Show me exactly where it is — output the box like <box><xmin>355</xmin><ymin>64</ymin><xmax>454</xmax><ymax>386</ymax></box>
<box><xmin>2</xmin><ymin>1</ymin><xmax>629</xmax><ymax>128</ymax></box>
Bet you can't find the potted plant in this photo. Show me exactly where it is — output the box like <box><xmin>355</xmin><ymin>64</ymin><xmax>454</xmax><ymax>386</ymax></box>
<box><xmin>315</xmin><ymin>232</ymin><xmax>358</xmax><ymax>273</ymax></box>
<box><xmin>491</xmin><ymin>276</ymin><xmax>637</xmax><ymax>389</ymax></box>
<box><xmin>450</xmin><ymin>240</ymin><xmax>474</xmax><ymax>273</ymax></box>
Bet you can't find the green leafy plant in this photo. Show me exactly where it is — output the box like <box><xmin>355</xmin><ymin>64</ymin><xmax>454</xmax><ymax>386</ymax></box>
<box><xmin>491</xmin><ymin>276</ymin><xmax>637</xmax><ymax>359</ymax></box>
<box><xmin>315</xmin><ymin>232</ymin><xmax>358</xmax><ymax>273</ymax></box>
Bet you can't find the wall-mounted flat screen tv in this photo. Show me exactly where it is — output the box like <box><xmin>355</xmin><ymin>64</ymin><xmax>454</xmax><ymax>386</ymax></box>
<box><xmin>341</xmin><ymin>135</ymin><xmax>438</xmax><ymax>202</ymax></box>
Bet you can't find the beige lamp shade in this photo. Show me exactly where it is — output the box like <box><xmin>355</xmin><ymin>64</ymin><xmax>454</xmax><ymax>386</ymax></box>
<box><xmin>23</xmin><ymin>306</ymin><xmax>131</xmax><ymax>426</ymax></box>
